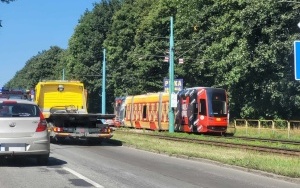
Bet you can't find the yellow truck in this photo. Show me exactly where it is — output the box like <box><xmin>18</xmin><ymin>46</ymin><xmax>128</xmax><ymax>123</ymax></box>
<box><xmin>34</xmin><ymin>80</ymin><xmax>114</xmax><ymax>144</ymax></box>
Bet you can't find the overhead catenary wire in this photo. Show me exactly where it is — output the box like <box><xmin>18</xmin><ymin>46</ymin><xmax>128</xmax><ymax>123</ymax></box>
<box><xmin>176</xmin><ymin>40</ymin><xmax>203</xmax><ymax>59</ymax></box>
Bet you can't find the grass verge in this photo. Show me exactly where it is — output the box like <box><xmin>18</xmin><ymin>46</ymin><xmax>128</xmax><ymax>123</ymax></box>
<box><xmin>111</xmin><ymin>130</ymin><xmax>300</xmax><ymax>179</ymax></box>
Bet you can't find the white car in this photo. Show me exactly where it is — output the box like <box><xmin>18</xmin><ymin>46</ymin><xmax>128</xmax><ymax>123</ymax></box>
<box><xmin>0</xmin><ymin>99</ymin><xmax>50</xmax><ymax>165</ymax></box>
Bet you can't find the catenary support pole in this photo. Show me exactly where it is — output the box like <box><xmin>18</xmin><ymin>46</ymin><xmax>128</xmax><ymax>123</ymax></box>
<box><xmin>169</xmin><ymin>17</ymin><xmax>175</xmax><ymax>133</ymax></box>
<box><xmin>102</xmin><ymin>49</ymin><xmax>106</xmax><ymax>114</ymax></box>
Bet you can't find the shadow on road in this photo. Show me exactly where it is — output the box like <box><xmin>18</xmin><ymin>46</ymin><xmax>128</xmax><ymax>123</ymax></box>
<box><xmin>0</xmin><ymin>156</ymin><xmax>67</xmax><ymax>167</ymax></box>
<box><xmin>50</xmin><ymin>138</ymin><xmax>123</xmax><ymax>147</ymax></box>
<box><xmin>103</xmin><ymin>139</ymin><xmax>123</xmax><ymax>146</ymax></box>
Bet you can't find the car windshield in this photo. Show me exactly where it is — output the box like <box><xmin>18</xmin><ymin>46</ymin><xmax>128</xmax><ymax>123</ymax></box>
<box><xmin>0</xmin><ymin>103</ymin><xmax>39</xmax><ymax>117</ymax></box>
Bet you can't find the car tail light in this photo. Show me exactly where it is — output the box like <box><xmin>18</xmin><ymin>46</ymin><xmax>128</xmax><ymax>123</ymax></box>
<box><xmin>3</xmin><ymin>100</ymin><xmax>17</xmax><ymax>104</ymax></box>
<box><xmin>36</xmin><ymin>112</ymin><xmax>47</xmax><ymax>132</ymax></box>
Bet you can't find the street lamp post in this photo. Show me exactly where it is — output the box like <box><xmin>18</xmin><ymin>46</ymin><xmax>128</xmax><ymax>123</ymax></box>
<box><xmin>168</xmin><ymin>17</ymin><xmax>175</xmax><ymax>133</ymax></box>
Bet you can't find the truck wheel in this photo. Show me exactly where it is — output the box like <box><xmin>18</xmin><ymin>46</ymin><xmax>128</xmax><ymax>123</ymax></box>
<box><xmin>50</xmin><ymin>137</ymin><xmax>64</xmax><ymax>144</ymax></box>
<box><xmin>54</xmin><ymin>137</ymin><xmax>65</xmax><ymax>144</ymax></box>
<box><xmin>37</xmin><ymin>154</ymin><xmax>49</xmax><ymax>166</ymax></box>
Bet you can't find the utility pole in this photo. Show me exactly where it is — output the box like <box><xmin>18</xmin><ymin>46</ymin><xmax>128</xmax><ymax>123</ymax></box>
<box><xmin>102</xmin><ymin>49</ymin><xmax>106</xmax><ymax>114</ymax></box>
<box><xmin>168</xmin><ymin>17</ymin><xmax>175</xmax><ymax>133</ymax></box>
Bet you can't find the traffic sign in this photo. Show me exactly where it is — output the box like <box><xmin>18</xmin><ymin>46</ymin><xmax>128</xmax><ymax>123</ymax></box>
<box><xmin>178</xmin><ymin>58</ymin><xmax>184</xmax><ymax>64</ymax></box>
<box><xmin>163</xmin><ymin>78</ymin><xmax>183</xmax><ymax>93</ymax></box>
<box><xmin>294</xmin><ymin>41</ymin><xmax>300</xmax><ymax>80</ymax></box>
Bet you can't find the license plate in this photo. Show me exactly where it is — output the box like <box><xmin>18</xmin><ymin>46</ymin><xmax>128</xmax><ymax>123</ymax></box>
<box><xmin>76</xmin><ymin>128</ymin><xmax>86</xmax><ymax>133</ymax></box>
<box><xmin>88</xmin><ymin>128</ymin><xmax>100</xmax><ymax>133</ymax></box>
<box><xmin>0</xmin><ymin>143</ymin><xmax>26</xmax><ymax>151</ymax></box>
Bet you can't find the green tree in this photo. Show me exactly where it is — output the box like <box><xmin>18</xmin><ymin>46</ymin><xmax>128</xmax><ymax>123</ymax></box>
<box><xmin>6</xmin><ymin>0</ymin><xmax>300</xmax><ymax>120</ymax></box>
<box><xmin>1</xmin><ymin>0</ymin><xmax>15</xmax><ymax>27</ymax></box>
<box><xmin>6</xmin><ymin>46</ymin><xmax>65</xmax><ymax>89</ymax></box>
<box><xmin>1</xmin><ymin>0</ymin><xmax>15</xmax><ymax>3</ymax></box>
<box><xmin>68</xmin><ymin>0</ymin><xmax>122</xmax><ymax>113</ymax></box>
<box><xmin>105</xmin><ymin>0</ymin><xmax>178</xmax><ymax>98</ymax></box>
<box><xmin>105</xmin><ymin>0</ymin><xmax>156</xmax><ymax>97</ymax></box>
<box><xmin>173</xmin><ymin>0</ymin><xmax>300</xmax><ymax>119</ymax></box>
<box><xmin>131</xmin><ymin>0</ymin><xmax>177</xmax><ymax>93</ymax></box>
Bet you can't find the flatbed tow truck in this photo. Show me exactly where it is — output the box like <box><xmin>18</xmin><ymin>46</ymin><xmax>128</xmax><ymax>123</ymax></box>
<box><xmin>34</xmin><ymin>80</ymin><xmax>114</xmax><ymax>144</ymax></box>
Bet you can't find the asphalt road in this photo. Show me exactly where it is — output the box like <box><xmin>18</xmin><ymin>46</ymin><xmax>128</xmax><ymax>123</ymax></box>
<box><xmin>0</xmin><ymin>140</ymin><xmax>299</xmax><ymax>188</ymax></box>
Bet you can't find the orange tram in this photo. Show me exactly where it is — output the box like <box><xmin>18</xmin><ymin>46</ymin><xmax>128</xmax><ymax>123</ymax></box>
<box><xmin>114</xmin><ymin>87</ymin><xmax>229</xmax><ymax>134</ymax></box>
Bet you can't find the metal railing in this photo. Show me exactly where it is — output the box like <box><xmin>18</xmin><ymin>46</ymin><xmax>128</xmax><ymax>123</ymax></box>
<box><xmin>233</xmin><ymin>119</ymin><xmax>300</xmax><ymax>139</ymax></box>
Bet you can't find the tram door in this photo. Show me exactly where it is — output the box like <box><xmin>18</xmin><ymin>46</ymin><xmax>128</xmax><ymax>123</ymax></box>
<box><xmin>196</xmin><ymin>89</ymin><xmax>208</xmax><ymax>132</ymax></box>
<box><xmin>186</xmin><ymin>89</ymin><xmax>198</xmax><ymax>132</ymax></box>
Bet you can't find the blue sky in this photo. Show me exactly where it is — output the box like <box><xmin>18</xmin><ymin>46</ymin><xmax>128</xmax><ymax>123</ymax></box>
<box><xmin>0</xmin><ymin>0</ymin><xmax>98</xmax><ymax>87</ymax></box>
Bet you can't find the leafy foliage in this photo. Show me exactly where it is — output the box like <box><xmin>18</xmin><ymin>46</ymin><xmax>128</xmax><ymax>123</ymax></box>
<box><xmin>1</xmin><ymin>0</ymin><xmax>15</xmax><ymax>3</ymax></box>
<box><xmin>6</xmin><ymin>46</ymin><xmax>65</xmax><ymax>89</ymax></box>
<box><xmin>1</xmin><ymin>0</ymin><xmax>15</xmax><ymax>27</ymax></box>
<box><xmin>67</xmin><ymin>0</ymin><xmax>122</xmax><ymax>112</ymax></box>
<box><xmin>5</xmin><ymin>0</ymin><xmax>300</xmax><ymax>119</ymax></box>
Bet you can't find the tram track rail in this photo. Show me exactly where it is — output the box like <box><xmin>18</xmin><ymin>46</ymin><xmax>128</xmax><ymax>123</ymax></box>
<box><xmin>155</xmin><ymin>135</ymin><xmax>300</xmax><ymax>157</ymax></box>
<box><xmin>210</xmin><ymin>135</ymin><xmax>300</xmax><ymax>145</ymax></box>
<box><xmin>117</xmin><ymin>130</ymin><xmax>300</xmax><ymax>157</ymax></box>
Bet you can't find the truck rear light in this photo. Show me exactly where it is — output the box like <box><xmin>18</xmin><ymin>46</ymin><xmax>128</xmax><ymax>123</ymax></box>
<box><xmin>53</xmin><ymin>127</ymin><xmax>63</xmax><ymax>132</ymax></box>
<box><xmin>36</xmin><ymin>112</ymin><xmax>47</xmax><ymax>132</ymax></box>
<box><xmin>100</xmin><ymin>127</ymin><xmax>111</xmax><ymax>133</ymax></box>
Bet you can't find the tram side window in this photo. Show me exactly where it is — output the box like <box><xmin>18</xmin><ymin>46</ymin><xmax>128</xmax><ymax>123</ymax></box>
<box><xmin>120</xmin><ymin>108</ymin><xmax>125</xmax><ymax>120</ymax></box>
<box><xmin>199</xmin><ymin>99</ymin><xmax>207</xmax><ymax>116</ymax></box>
<box><xmin>121</xmin><ymin>106</ymin><xmax>127</xmax><ymax>120</ymax></box>
<box><xmin>143</xmin><ymin>105</ymin><xmax>147</xmax><ymax>119</ymax></box>
<box><xmin>193</xmin><ymin>103</ymin><xmax>198</xmax><ymax>116</ymax></box>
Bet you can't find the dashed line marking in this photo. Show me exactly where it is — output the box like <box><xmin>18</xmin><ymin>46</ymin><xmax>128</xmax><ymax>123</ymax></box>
<box><xmin>63</xmin><ymin>167</ymin><xmax>104</xmax><ymax>188</ymax></box>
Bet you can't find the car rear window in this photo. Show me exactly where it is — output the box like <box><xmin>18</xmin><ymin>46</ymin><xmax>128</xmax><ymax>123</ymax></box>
<box><xmin>0</xmin><ymin>103</ymin><xmax>40</xmax><ymax>117</ymax></box>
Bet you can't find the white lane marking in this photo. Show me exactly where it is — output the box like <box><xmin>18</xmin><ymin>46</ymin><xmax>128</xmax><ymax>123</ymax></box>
<box><xmin>63</xmin><ymin>167</ymin><xmax>104</xmax><ymax>188</ymax></box>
